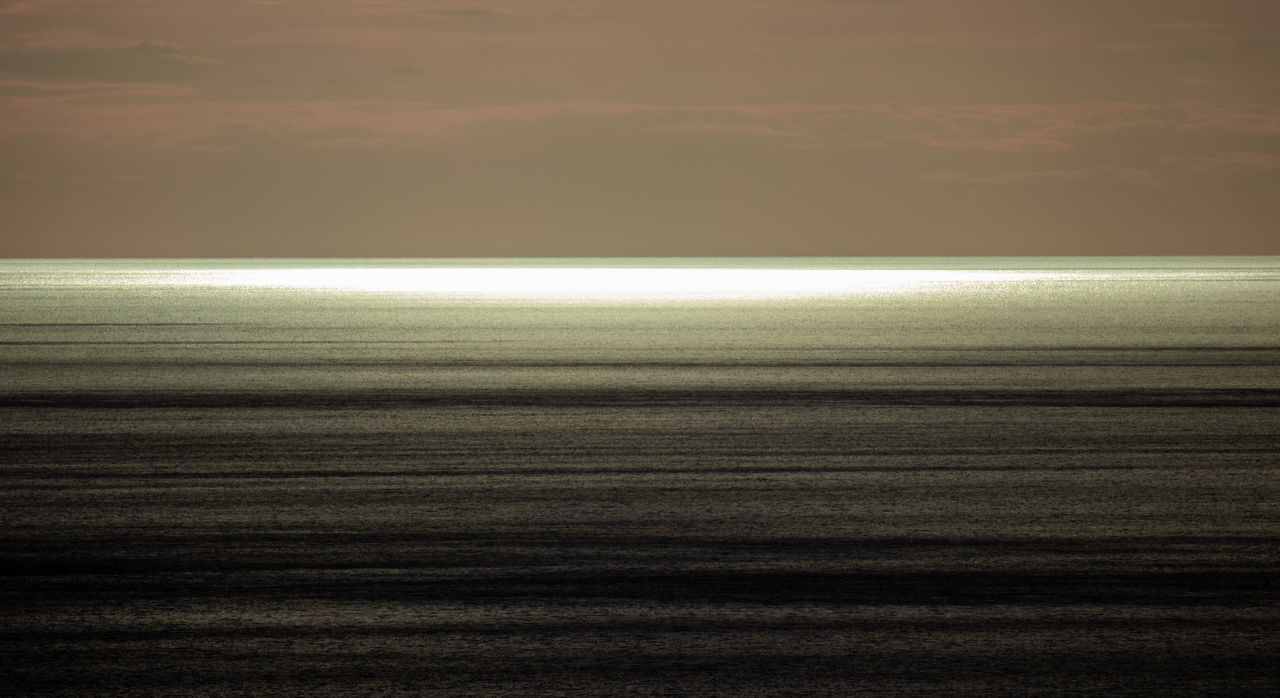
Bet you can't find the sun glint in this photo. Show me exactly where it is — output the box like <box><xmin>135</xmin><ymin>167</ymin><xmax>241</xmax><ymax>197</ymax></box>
<box><xmin>147</xmin><ymin>267</ymin><xmax>1042</xmax><ymax>299</ymax></box>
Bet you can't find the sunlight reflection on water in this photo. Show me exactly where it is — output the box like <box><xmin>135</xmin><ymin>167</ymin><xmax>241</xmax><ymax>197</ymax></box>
<box><xmin>146</xmin><ymin>267</ymin><xmax>1052</xmax><ymax>299</ymax></box>
<box><xmin>4</xmin><ymin>257</ymin><xmax>1276</xmax><ymax>301</ymax></box>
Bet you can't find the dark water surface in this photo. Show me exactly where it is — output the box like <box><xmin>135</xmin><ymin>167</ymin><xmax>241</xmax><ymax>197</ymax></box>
<box><xmin>3</xmin><ymin>258</ymin><xmax>1279</xmax><ymax>694</ymax></box>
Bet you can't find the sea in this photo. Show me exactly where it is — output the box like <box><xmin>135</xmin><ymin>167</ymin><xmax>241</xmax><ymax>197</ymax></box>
<box><xmin>2</xmin><ymin>257</ymin><xmax>1279</xmax><ymax>695</ymax></box>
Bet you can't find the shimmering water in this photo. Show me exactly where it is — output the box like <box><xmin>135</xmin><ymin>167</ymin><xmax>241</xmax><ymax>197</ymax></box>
<box><xmin>2</xmin><ymin>258</ymin><xmax>1279</xmax><ymax>694</ymax></box>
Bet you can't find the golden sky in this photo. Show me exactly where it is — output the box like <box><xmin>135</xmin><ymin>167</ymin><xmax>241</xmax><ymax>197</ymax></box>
<box><xmin>2</xmin><ymin>0</ymin><xmax>1278</xmax><ymax>256</ymax></box>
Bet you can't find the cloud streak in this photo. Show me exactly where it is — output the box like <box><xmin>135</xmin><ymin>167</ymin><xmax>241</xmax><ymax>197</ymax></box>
<box><xmin>921</xmin><ymin>167</ymin><xmax>1164</xmax><ymax>187</ymax></box>
<box><xmin>4</xmin><ymin>79</ymin><xmax>1279</xmax><ymax>164</ymax></box>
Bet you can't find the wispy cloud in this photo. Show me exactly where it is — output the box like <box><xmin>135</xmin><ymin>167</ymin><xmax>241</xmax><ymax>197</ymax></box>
<box><xmin>0</xmin><ymin>0</ymin><xmax>57</xmax><ymax>15</ymax></box>
<box><xmin>0</xmin><ymin>41</ymin><xmax>214</xmax><ymax>82</ymax></box>
<box><xmin>847</xmin><ymin>134</ymin><xmax>1073</xmax><ymax>153</ymax></box>
<box><xmin>0</xmin><ymin>78</ymin><xmax>194</xmax><ymax>96</ymax></box>
<box><xmin>5</xmin><ymin>83</ymin><xmax>1280</xmax><ymax>158</ymax></box>
<box><xmin>920</xmin><ymin>167</ymin><xmax>1163</xmax><ymax>187</ymax></box>
<box><xmin>9</xmin><ymin>27</ymin><xmax>135</xmax><ymax>50</ymax></box>
<box><xmin>1162</xmin><ymin>152</ymin><xmax>1280</xmax><ymax>172</ymax></box>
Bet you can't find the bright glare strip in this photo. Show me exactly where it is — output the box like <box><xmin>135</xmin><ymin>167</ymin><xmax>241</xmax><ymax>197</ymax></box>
<box><xmin>155</xmin><ymin>267</ymin><xmax>1047</xmax><ymax>299</ymax></box>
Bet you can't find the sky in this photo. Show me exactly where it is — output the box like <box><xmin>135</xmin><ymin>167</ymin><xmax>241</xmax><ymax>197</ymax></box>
<box><xmin>1</xmin><ymin>0</ymin><xmax>1278</xmax><ymax>257</ymax></box>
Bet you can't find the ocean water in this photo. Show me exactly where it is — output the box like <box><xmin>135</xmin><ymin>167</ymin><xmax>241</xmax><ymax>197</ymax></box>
<box><xmin>2</xmin><ymin>257</ymin><xmax>1279</xmax><ymax>695</ymax></box>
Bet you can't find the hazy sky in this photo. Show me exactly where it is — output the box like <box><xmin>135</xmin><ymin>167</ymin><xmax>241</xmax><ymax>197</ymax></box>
<box><xmin>2</xmin><ymin>0</ymin><xmax>1278</xmax><ymax>257</ymax></box>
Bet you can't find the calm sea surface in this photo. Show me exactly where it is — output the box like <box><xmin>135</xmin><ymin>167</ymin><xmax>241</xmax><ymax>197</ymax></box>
<box><xmin>2</xmin><ymin>258</ymin><xmax>1279</xmax><ymax>694</ymax></box>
